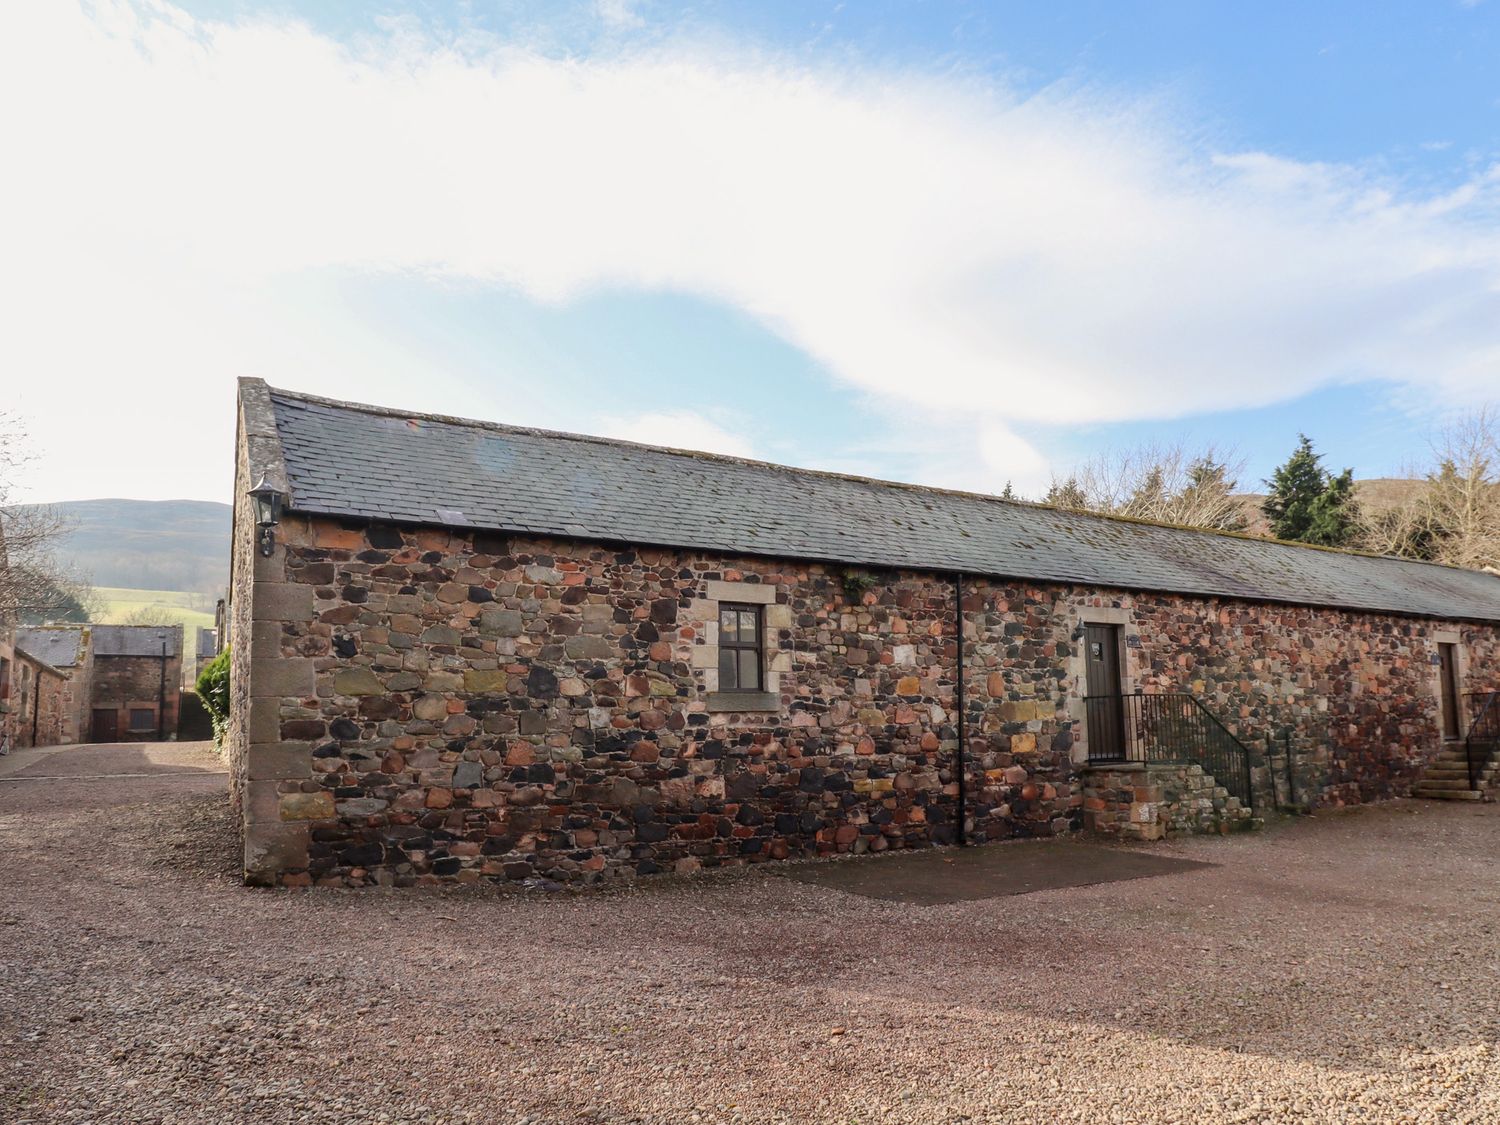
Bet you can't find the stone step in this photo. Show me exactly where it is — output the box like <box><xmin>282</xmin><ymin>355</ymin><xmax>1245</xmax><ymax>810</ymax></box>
<box><xmin>1412</xmin><ymin>786</ymin><xmax>1484</xmax><ymax>801</ymax></box>
<box><xmin>1422</xmin><ymin>766</ymin><xmax>1499</xmax><ymax>778</ymax></box>
<box><xmin>1422</xmin><ymin>762</ymin><xmax>1494</xmax><ymax>774</ymax></box>
<box><xmin>1414</xmin><ymin>777</ymin><xmax>1484</xmax><ymax>791</ymax></box>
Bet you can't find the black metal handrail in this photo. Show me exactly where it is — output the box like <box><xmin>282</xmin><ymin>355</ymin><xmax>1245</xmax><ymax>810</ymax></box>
<box><xmin>1083</xmin><ymin>692</ymin><xmax>1255</xmax><ymax>810</ymax></box>
<box><xmin>1463</xmin><ymin>691</ymin><xmax>1500</xmax><ymax>791</ymax></box>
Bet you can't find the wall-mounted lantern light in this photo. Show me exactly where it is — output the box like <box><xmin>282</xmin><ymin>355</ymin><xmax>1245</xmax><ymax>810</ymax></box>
<box><xmin>248</xmin><ymin>476</ymin><xmax>286</xmax><ymax>557</ymax></box>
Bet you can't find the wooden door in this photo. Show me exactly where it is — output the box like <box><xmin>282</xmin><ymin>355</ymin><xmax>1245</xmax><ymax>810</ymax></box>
<box><xmin>1438</xmin><ymin>643</ymin><xmax>1460</xmax><ymax>740</ymax></box>
<box><xmin>91</xmin><ymin>708</ymin><xmax>118</xmax><ymax>743</ymax></box>
<box><xmin>1084</xmin><ymin>624</ymin><xmax>1126</xmax><ymax>760</ymax></box>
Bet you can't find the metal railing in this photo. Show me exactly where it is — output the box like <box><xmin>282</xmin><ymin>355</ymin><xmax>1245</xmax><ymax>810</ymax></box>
<box><xmin>1083</xmin><ymin>691</ymin><xmax>1256</xmax><ymax>810</ymax></box>
<box><xmin>1463</xmin><ymin>691</ymin><xmax>1500</xmax><ymax>791</ymax></box>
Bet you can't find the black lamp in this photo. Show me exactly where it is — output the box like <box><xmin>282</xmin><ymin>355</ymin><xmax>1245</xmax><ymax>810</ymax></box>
<box><xmin>248</xmin><ymin>475</ymin><xmax>286</xmax><ymax>557</ymax></box>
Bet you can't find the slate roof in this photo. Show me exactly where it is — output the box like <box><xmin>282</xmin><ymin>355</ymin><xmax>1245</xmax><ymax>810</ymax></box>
<box><xmin>92</xmin><ymin>625</ymin><xmax>180</xmax><ymax>658</ymax></box>
<box><xmin>259</xmin><ymin>384</ymin><xmax>1500</xmax><ymax>624</ymax></box>
<box><xmin>15</xmin><ymin>627</ymin><xmax>83</xmax><ymax>669</ymax></box>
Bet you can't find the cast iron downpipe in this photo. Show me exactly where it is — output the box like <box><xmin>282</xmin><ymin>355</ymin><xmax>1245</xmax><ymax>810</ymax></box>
<box><xmin>954</xmin><ymin>572</ymin><xmax>967</xmax><ymax>847</ymax></box>
<box><xmin>31</xmin><ymin>671</ymin><xmax>41</xmax><ymax>747</ymax></box>
<box><xmin>157</xmin><ymin>637</ymin><xmax>168</xmax><ymax>742</ymax></box>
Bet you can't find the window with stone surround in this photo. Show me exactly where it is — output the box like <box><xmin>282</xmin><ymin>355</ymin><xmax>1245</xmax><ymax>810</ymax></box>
<box><xmin>129</xmin><ymin>707</ymin><xmax>155</xmax><ymax>732</ymax></box>
<box><xmin>718</xmin><ymin>603</ymin><xmax>764</xmax><ymax>692</ymax></box>
<box><xmin>693</xmin><ymin>580</ymin><xmax>790</xmax><ymax>713</ymax></box>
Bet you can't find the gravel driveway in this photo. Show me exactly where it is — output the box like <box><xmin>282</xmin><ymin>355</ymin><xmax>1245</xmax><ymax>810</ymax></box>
<box><xmin>3</xmin><ymin>742</ymin><xmax>1498</xmax><ymax>1124</ymax></box>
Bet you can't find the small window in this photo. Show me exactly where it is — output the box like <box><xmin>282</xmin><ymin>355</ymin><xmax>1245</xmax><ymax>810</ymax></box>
<box><xmin>717</xmin><ymin>603</ymin><xmax>763</xmax><ymax>692</ymax></box>
<box><xmin>129</xmin><ymin>708</ymin><xmax>156</xmax><ymax>732</ymax></box>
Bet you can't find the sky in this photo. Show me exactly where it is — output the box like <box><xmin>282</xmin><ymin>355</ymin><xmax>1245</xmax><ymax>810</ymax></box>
<box><xmin>2</xmin><ymin>0</ymin><xmax>1498</xmax><ymax>507</ymax></box>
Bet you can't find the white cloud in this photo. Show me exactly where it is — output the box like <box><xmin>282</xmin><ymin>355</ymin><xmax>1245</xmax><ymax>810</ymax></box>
<box><xmin>596</xmin><ymin>410</ymin><xmax>756</xmax><ymax>458</ymax></box>
<box><xmin>2</xmin><ymin>2</ymin><xmax>1498</xmax><ymax>504</ymax></box>
<box><xmin>596</xmin><ymin>0</ymin><xmax>644</xmax><ymax>29</ymax></box>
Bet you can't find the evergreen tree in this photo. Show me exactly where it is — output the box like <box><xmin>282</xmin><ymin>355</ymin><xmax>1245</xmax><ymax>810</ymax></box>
<box><xmin>1262</xmin><ymin>435</ymin><xmax>1360</xmax><ymax>546</ymax></box>
<box><xmin>1044</xmin><ymin>476</ymin><xmax>1087</xmax><ymax>510</ymax></box>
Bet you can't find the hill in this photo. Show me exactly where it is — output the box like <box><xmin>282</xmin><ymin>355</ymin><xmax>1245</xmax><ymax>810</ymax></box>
<box><xmin>27</xmin><ymin>498</ymin><xmax>232</xmax><ymax>594</ymax></box>
<box><xmin>94</xmin><ymin>587</ymin><xmax>219</xmax><ymax>633</ymax></box>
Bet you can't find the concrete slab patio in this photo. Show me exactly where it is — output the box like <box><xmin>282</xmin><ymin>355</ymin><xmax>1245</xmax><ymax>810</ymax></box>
<box><xmin>4</xmin><ymin>741</ymin><xmax>1500</xmax><ymax>1124</ymax></box>
<box><xmin>783</xmin><ymin>838</ymin><xmax>1214</xmax><ymax>903</ymax></box>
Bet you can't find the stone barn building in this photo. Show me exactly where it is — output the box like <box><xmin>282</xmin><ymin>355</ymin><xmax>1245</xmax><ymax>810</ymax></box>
<box><xmin>86</xmin><ymin>625</ymin><xmax>183</xmax><ymax>742</ymax></box>
<box><xmin>0</xmin><ymin>623</ymin><xmax>16</xmax><ymax>752</ymax></box>
<box><xmin>8</xmin><ymin>649</ymin><xmax>68</xmax><ymax>748</ymax></box>
<box><xmin>15</xmin><ymin>624</ymin><xmax>183</xmax><ymax>744</ymax></box>
<box><xmin>15</xmin><ymin>626</ymin><xmax>91</xmax><ymax>745</ymax></box>
<box><xmin>228</xmin><ymin>379</ymin><xmax>1500</xmax><ymax>888</ymax></box>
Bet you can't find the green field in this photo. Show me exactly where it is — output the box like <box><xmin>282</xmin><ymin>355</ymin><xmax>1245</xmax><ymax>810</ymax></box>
<box><xmin>95</xmin><ymin>587</ymin><xmax>217</xmax><ymax>634</ymax></box>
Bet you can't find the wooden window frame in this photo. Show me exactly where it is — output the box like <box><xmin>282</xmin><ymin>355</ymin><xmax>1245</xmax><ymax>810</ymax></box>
<box><xmin>128</xmin><ymin>707</ymin><xmax>156</xmax><ymax>733</ymax></box>
<box><xmin>717</xmin><ymin>603</ymin><xmax>764</xmax><ymax>693</ymax></box>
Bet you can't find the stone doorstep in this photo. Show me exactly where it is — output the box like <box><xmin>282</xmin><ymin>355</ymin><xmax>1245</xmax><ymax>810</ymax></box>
<box><xmin>1412</xmin><ymin>787</ymin><xmax>1485</xmax><ymax>801</ymax></box>
<box><xmin>1414</xmin><ymin>776</ymin><xmax>1491</xmax><ymax>790</ymax></box>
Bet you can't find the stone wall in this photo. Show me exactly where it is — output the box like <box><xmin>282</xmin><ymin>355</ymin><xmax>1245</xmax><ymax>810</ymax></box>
<box><xmin>10</xmin><ymin>656</ymin><xmax>67</xmax><ymax>748</ymax></box>
<box><xmin>1081</xmin><ymin>763</ymin><xmax>1255</xmax><ymax>840</ymax></box>
<box><xmin>1113</xmin><ymin>597</ymin><xmax>1500</xmax><ymax>807</ymax></box>
<box><xmin>0</xmin><ymin>631</ymin><xmax>15</xmax><ymax>751</ymax></box>
<box><xmin>6</xmin><ymin>627</ymin><xmax>93</xmax><ymax>745</ymax></box>
<box><xmin>229</xmin><ymin>378</ymin><xmax>311</xmax><ymax>883</ymax></box>
<box><xmin>229</xmin><ymin>512</ymin><xmax>1500</xmax><ymax>887</ymax></box>
<box><xmin>90</xmin><ymin>652</ymin><xmax>182</xmax><ymax>741</ymax></box>
<box><xmin>51</xmin><ymin>629</ymin><xmax>91</xmax><ymax>746</ymax></box>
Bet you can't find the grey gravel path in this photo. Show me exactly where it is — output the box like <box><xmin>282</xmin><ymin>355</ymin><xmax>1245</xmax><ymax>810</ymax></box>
<box><xmin>3</xmin><ymin>742</ymin><xmax>1498</xmax><ymax>1123</ymax></box>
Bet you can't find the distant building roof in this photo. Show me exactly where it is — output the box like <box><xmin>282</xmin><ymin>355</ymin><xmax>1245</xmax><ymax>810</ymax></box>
<box><xmin>92</xmin><ymin>625</ymin><xmax>181</xmax><ymax>658</ymax></box>
<box><xmin>196</xmin><ymin>627</ymin><xmax>218</xmax><ymax>658</ymax></box>
<box><xmin>16</xmin><ymin>627</ymin><xmax>84</xmax><ymax>669</ymax></box>
<box><xmin>247</xmin><ymin>380</ymin><xmax>1500</xmax><ymax>625</ymax></box>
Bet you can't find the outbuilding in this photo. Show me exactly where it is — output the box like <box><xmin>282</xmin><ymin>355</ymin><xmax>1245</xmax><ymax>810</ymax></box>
<box><xmin>228</xmin><ymin>379</ymin><xmax>1500</xmax><ymax>887</ymax></box>
<box><xmin>16</xmin><ymin>624</ymin><xmax>183</xmax><ymax>744</ymax></box>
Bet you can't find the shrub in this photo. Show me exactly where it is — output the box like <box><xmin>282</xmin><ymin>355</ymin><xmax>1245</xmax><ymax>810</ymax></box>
<box><xmin>196</xmin><ymin>645</ymin><xmax>231</xmax><ymax>749</ymax></box>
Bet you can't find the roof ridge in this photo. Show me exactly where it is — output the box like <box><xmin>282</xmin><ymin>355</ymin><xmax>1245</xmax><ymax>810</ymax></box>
<box><xmin>264</xmin><ymin>383</ymin><xmax>1482</xmax><ymax>577</ymax></box>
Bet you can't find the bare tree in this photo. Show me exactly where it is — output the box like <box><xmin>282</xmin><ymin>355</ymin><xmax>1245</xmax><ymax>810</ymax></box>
<box><xmin>122</xmin><ymin>604</ymin><xmax>181</xmax><ymax>627</ymax></box>
<box><xmin>1366</xmin><ymin>407</ymin><xmax>1500</xmax><ymax>572</ymax></box>
<box><xmin>0</xmin><ymin>412</ymin><xmax>98</xmax><ymax>623</ymax></box>
<box><xmin>1043</xmin><ymin>443</ymin><xmax>1249</xmax><ymax>531</ymax></box>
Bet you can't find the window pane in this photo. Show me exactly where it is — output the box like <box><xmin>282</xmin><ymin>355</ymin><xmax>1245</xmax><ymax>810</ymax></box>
<box><xmin>739</xmin><ymin>650</ymin><xmax>760</xmax><ymax>691</ymax></box>
<box><xmin>739</xmin><ymin>610</ymin><xmax>758</xmax><ymax>636</ymax></box>
<box><xmin>719</xmin><ymin>648</ymin><xmax>737</xmax><ymax>689</ymax></box>
<box><xmin>720</xmin><ymin>609</ymin><xmax>738</xmax><ymax>643</ymax></box>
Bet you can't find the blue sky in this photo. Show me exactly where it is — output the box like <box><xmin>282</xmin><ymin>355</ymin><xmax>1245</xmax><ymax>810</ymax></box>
<box><xmin>3</xmin><ymin>1</ymin><xmax>1498</xmax><ymax>504</ymax></box>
